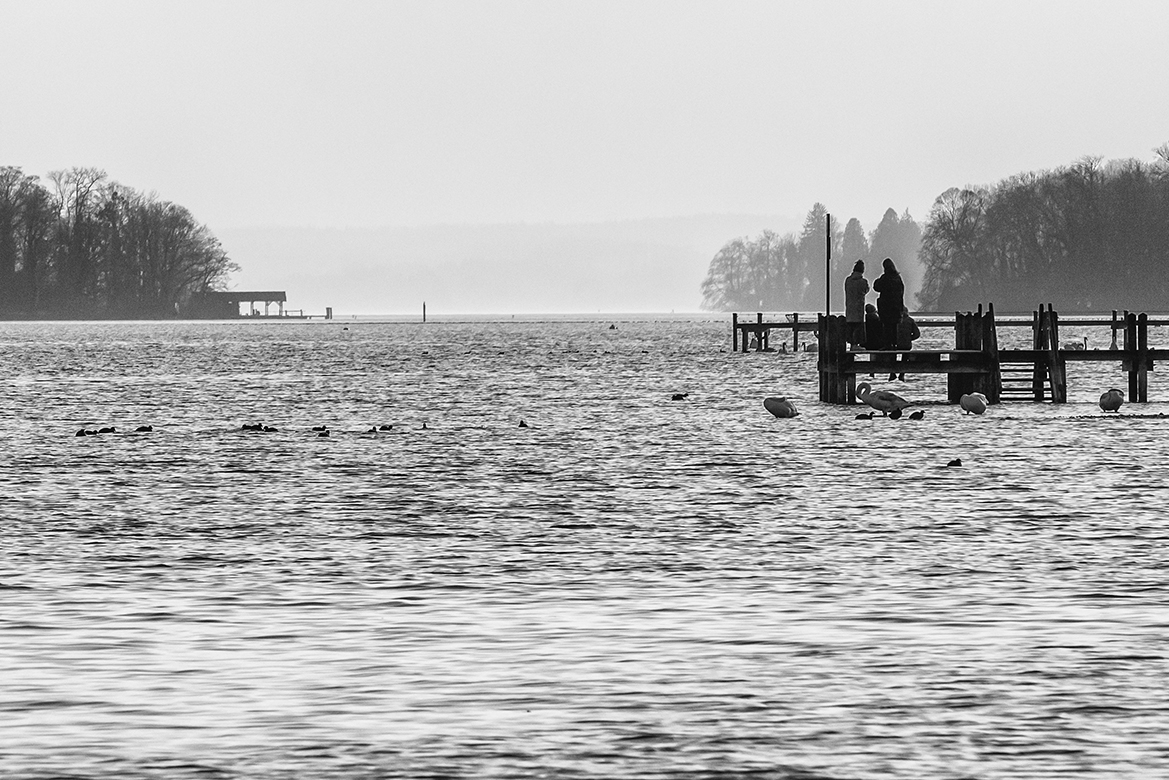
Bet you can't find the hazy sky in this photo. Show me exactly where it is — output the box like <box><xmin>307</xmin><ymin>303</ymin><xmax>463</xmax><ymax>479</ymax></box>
<box><xmin>3</xmin><ymin>0</ymin><xmax>1168</xmax><ymax>232</ymax></box>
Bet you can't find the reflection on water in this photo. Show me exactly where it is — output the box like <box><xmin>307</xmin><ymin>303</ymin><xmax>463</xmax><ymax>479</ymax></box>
<box><xmin>2</xmin><ymin>318</ymin><xmax>1168</xmax><ymax>778</ymax></box>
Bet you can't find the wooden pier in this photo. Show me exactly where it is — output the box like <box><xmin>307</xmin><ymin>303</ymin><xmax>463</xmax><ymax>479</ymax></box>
<box><xmin>733</xmin><ymin>306</ymin><xmax>1169</xmax><ymax>405</ymax></box>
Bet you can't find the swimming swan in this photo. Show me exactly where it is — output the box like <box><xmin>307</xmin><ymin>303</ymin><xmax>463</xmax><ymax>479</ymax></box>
<box><xmin>1062</xmin><ymin>336</ymin><xmax>1088</xmax><ymax>350</ymax></box>
<box><xmin>1099</xmin><ymin>388</ymin><xmax>1124</xmax><ymax>412</ymax></box>
<box><xmin>959</xmin><ymin>392</ymin><xmax>988</xmax><ymax>415</ymax></box>
<box><xmin>763</xmin><ymin>397</ymin><xmax>799</xmax><ymax>418</ymax></box>
<box><xmin>855</xmin><ymin>382</ymin><xmax>911</xmax><ymax>417</ymax></box>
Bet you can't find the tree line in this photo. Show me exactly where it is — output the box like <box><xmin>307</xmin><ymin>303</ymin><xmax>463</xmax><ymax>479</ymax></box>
<box><xmin>700</xmin><ymin>204</ymin><xmax>922</xmax><ymax>311</ymax></box>
<box><xmin>917</xmin><ymin>147</ymin><xmax>1169</xmax><ymax>312</ymax></box>
<box><xmin>0</xmin><ymin>166</ymin><xmax>237</xmax><ymax>318</ymax></box>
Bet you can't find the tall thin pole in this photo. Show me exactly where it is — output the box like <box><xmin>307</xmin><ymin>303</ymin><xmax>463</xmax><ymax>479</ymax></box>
<box><xmin>423</xmin><ymin>301</ymin><xmax>427</xmax><ymax>323</ymax></box>
<box><xmin>825</xmin><ymin>213</ymin><xmax>832</xmax><ymax>315</ymax></box>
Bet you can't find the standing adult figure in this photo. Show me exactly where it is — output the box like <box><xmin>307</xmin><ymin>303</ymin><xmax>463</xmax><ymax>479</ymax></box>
<box><xmin>873</xmin><ymin>257</ymin><xmax>905</xmax><ymax>352</ymax></box>
<box><xmin>843</xmin><ymin>260</ymin><xmax>869</xmax><ymax>349</ymax></box>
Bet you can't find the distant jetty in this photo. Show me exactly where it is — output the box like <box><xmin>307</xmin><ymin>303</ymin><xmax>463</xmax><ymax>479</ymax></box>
<box><xmin>734</xmin><ymin>305</ymin><xmax>1166</xmax><ymax>405</ymax></box>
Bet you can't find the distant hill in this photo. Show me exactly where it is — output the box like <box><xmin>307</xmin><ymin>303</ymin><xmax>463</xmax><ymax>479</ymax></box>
<box><xmin>218</xmin><ymin>214</ymin><xmax>800</xmax><ymax>316</ymax></box>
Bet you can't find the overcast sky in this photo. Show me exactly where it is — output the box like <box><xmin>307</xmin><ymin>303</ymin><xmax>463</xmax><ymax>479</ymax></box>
<box><xmin>3</xmin><ymin>0</ymin><xmax>1168</xmax><ymax>232</ymax></box>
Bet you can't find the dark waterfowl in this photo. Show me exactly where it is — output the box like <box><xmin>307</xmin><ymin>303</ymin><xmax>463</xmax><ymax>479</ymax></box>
<box><xmin>318</xmin><ymin>430</ymin><xmax>330</xmax><ymax>437</ymax></box>
<box><xmin>262</xmin><ymin>425</ymin><xmax>278</xmax><ymax>432</ymax></box>
<box><xmin>908</xmin><ymin>410</ymin><xmax>925</xmax><ymax>420</ymax></box>
<box><xmin>519</xmin><ymin>419</ymin><xmax>529</xmax><ymax>428</ymax></box>
<box><xmin>855</xmin><ymin>412</ymin><xmax>874</xmax><ymax>420</ymax></box>
<box><xmin>135</xmin><ymin>425</ymin><xmax>153</xmax><ymax>432</ymax></box>
<box><xmin>671</xmin><ymin>393</ymin><xmax>688</xmax><ymax>401</ymax></box>
<box><xmin>947</xmin><ymin>458</ymin><xmax>963</xmax><ymax>467</ymax></box>
<box><xmin>378</xmin><ymin>424</ymin><xmax>393</xmax><ymax>431</ymax></box>
<box><xmin>311</xmin><ymin>425</ymin><xmax>328</xmax><ymax>432</ymax></box>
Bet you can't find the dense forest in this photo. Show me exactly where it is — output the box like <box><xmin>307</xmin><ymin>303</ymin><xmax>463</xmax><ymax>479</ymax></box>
<box><xmin>917</xmin><ymin>147</ymin><xmax>1169</xmax><ymax>311</ymax></box>
<box><xmin>700</xmin><ymin>203</ymin><xmax>922</xmax><ymax>311</ymax></box>
<box><xmin>703</xmin><ymin>146</ymin><xmax>1169</xmax><ymax>314</ymax></box>
<box><xmin>0</xmin><ymin>166</ymin><xmax>236</xmax><ymax>318</ymax></box>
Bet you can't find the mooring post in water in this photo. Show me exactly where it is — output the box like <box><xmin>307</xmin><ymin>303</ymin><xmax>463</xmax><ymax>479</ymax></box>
<box><xmin>792</xmin><ymin>313</ymin><xmax>800</xmax><ymax>352</ymax></box>
<box><xmin>817</xmin><ymin>314</ymin><xmax>851</xmax><ymax>403</ymax></box>
<box><xmin>732</xmin><ymin>312</ymin><xmax>739</xmax><ymax>352</ymax></box>
<box><xmin>1111</xmin><ymin>309</ymin><xmax>1119</xmax><ymax>349</ymax></box>
<box><xmin>756</xmin><ymin>312</ymin><xmax>764</xmax><ymax>352</ymax></box>
<box><xmin>1124</xmin><ymin>312</ymin><xmax>1137</xmax><ymax>401</ymax></box>
<box><xmin>423</xmin><ymin>302</ymin><xmax>426</xmax><ymax>323</ymax></box>
<box><xmin>978</xmin><ymin>303</ymin><xmax>1001</xmax><ymax>404</ymax></box>
<box><xmin>949</xmin><ymin>310</ymin><xmax>979</xmax><ymax>403</ymax></box>
<box><xmin>1044</xmin><ymin>303</ymin><xmax>1067</xmax><ymax>403</ymax></box>
<box><xmin>1031</xmin><ymin>309</ymin><xmax>1045</xmax><ymax>401</ymax></box>
<box><xmin>1138</xmin><ymin>312</ymin><xmax>1149</xmax><ymax>402</ymax></box>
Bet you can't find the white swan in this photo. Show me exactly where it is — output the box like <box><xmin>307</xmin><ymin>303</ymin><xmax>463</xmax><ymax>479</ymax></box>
<box><xmin>763</xmin><ymin>396</ymin><xmax>799</xmax><ymax>418</ymax></box>
<box><xmin>856</xmin><ymin>382</ymin><xmax>911</xmax><ymax>417</ymax></box>
<box><xmin>1062</xmin><ymin>336</ymin><xmax>1087</xmax><ymax>350</ymax></box>
<box><xmin>959</xmin><ymin>392</ymin><xmax>988</xmax><ymax>415</ymax></box>
<box><xmin>1099</xmin><ymin>388</ymin><xmax>1124</xmax><ymax>412</ymax></box>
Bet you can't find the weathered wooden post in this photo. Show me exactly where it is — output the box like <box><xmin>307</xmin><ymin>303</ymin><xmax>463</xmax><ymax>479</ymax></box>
<box><xmin>1125</xmin><ymin>312</ymin><xmax>1138</xmax><ymax>401</ymax></box>
<box><xmin>817</xmin><ymin>314</ymin><xmax>828</xmax><ymax>401</ymax></box>
<box><xmin>977</xmin><ymin>303</ymin><xmax>1001</xmax><ymax>403</ymax></box>
<box><xmin>1138</xmin><ymin>312</ymin><xmax>1149</xmax><ymax>402</ymax></box>
<box><xmin>949</xmin><ymin>310</ymin><xmax>981</xmax><ymax>402</ymax></box>
<box><xmin>818</xmin><ymin>314</ymin><xmax>851</xmax><ymax>403</ymax></box>
<box><xmin>1031</xmin><ymin>308</ymin><xmax>1045</xmax><ymax>401</ymax></box>
<box><xmin>732</xmin><ymin>313</ymin><xmax>738</xmax><ymax>352</ymax></box>
<box><xmin>1045</xmin><ymin>304</ymin><xmax>1067</xmax><ymax>403</ymax></box>
<box><xmin>792</xmin><ymin>313</ymin><xmax>800</xmax><ymax>352</ymax></box>
<box><xmin>1110</xmin><ymin>309</ymin><xmax>1119</xmax><ymax>350</ymax></box>
<box><xmin>756</xmin><ymin>312</ymin><xmax>764</xmax><ymax>352</ymax></box>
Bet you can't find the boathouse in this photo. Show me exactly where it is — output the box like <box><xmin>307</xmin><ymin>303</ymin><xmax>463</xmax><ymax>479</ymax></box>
<box><xmin>190</xmin><ymin>291</ymin><xmax>291</xmax><ymax>319</ymax></box>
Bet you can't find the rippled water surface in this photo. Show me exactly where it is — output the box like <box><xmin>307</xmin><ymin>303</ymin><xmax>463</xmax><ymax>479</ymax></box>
<box><xmin>3</xmin><ymin>317</ymin><xmax>1169</xmax><ymax>779</ymax></box>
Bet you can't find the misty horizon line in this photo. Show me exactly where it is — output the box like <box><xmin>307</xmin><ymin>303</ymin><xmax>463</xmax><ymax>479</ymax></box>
<box><xmin>217</xmin><ymin>211</ymin><xmax>806</xmax><ymax>232</ymax></box>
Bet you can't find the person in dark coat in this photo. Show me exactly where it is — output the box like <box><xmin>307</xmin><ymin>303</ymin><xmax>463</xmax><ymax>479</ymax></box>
<box><xmin>872</xmin><ymin>257</ymin><xmax>905</xmax><ymax>351</ymax></box>
<box><xmin>895</xmin><ymin>305</ymin><xmax>920</xmax><ymax>351</ymax></box>
<box><xmin>863</xmin><ymin>303</ymin><xmax>883</xmax><ymax>350</ymax></box>
<box><xmin>843</xmin><ymin>260</ymin><xmax>869</xmax><ymax>349</ymax></box>
<box><xmin>893</xmin><ymin>305</ymin><xmax>921</xmax><ymax>380</ymax></box>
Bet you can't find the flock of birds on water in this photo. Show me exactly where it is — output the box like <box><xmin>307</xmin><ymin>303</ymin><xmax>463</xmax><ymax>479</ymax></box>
<box><xmin>72</xmin><ymin>383</ymin><xmax>1130</xmax><ymax>440</ymax></box>
<box><xmin>75</xmin><ymin>423</ymin><xmax>420</xmax><ymax>437</ymax></box>
<box><xmin>758</xmin><ymin>383</ymin><xmax>1127</xmax><ymax>421</ymax></box>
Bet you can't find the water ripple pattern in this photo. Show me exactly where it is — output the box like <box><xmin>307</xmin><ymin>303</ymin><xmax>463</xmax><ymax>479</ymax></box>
<box><xmin>2</xmin><ymin>318</ymin><xmax>1168</xmax><ymax>779</ymax></box>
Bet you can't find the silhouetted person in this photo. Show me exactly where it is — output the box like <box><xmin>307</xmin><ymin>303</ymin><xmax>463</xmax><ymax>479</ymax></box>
<box><xmin>896</xmin><ymin>306</ymin><xmax>920</xmax><ymax>351</ymax></box>
<box><xmin>863</xmin><ymin>303</ymin><xmax>883</xmax><ymax>349</ymax></box>
<box><xmin>893</xmin><ymin>305</ymin><xmax>920</xmax><ymax>380</ymax></box>
<box><xmin>844</xmin><ymin>259</ymin><xmax>869</xmax><ymax>349</ymax></box>
<box><xmin>873</xmin><ymin>257</ymin><xmax>904</xmax><ymax>351</ymax></box>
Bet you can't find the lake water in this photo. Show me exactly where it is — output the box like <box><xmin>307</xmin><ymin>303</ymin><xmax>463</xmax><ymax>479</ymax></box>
<box><xmin>2</xmin><ymin>316</ymin><xmax>1168</xmax><ymax>779</ymax></box>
